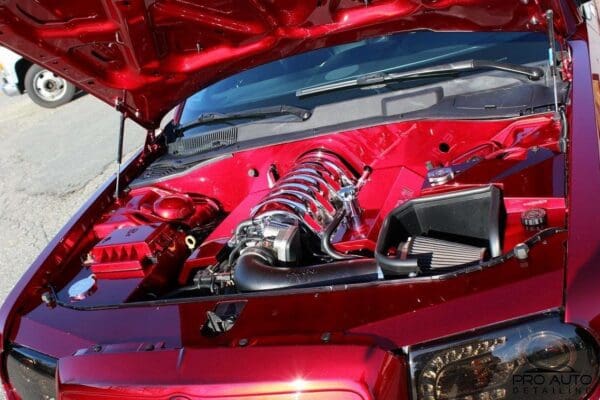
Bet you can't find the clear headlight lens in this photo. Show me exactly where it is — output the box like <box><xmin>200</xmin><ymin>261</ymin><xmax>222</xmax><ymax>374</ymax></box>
<box><xmin>409</xmin><ymin>314</ymin><xmax>598</xmax><ymax>400</ymax></box>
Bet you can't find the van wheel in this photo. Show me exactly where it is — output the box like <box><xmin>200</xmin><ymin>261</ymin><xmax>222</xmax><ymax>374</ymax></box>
<box><xmin>24</xmin><ymin>65</ymin><xmax>76</xmax><ymax>108</ymax></box>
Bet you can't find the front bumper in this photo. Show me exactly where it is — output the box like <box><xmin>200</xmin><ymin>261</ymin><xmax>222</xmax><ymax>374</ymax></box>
<box><xmin>1</xmin><ymin>79</ymin><xmax>19</xmax><ymax>97</ymax></box>
<box><xmin>0</xmin><ymin>65</ymin><xmax>20</xmax><ymax>97</ymax></box>
<box><xmin>3</xmin><ymin>343</ymin><xmax>405</xmax><ymax>400</ymax></box>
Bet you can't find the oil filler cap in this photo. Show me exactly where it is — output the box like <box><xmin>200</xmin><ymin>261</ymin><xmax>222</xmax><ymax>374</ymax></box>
<box><xmin>68</xmin><ymin>275</ymin><xmax>97</xmax><ymax>301</ymax></box>
<box><xmin>521</xmin><ymin>208</ymin><xmax>547</xmax><ymax>229</ymax></box>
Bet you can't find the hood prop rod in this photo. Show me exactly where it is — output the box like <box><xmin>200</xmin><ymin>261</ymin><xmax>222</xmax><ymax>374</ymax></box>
<box><xmin>545</xmin><ymin>10</ymin><xmax>568</xmax><ymax>152</ymax></box>
<box><xmin>545</xmin><ymin>10</ymin><xmax>560</xmax><ymax>117</ymax></box>
<box><xmin>114</xmin><ymin>111</ymin><xmax>126</xmax><ymax>199</ymax></box>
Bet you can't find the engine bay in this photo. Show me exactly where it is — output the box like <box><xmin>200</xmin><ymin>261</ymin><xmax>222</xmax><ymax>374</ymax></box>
<box><xmin>57</xmin><ymin>114</ymin><xmax>567</xmax><ymax>307</ymax></box>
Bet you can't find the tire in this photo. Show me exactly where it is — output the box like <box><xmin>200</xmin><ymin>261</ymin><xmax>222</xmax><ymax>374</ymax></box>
<box><xmin>24</xmin><ymin>64</ymin><xmax>76</xmax><ymax>108</ymax></box>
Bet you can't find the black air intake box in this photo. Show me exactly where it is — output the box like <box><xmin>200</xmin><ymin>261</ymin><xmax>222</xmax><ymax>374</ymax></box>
<box><xmin>376</xmin><ymin>185</ymin><xmax>505</xmax><ymax>276</ymax></box>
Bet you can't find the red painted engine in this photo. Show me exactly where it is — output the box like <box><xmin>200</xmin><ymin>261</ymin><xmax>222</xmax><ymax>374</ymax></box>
<box><xmin>83</xmin><ymin>189</ymin><xmax>220</xmax><ymax>295</ymax></box>
<box><xmin>72</xmin><ymin>115</ymin><xmax>566</xmax><ymax>304</ymax></box>
<box><xmin>88</xmin><ymin>224</ymin><xmax>188</xmax><ymax>279</ymax></box>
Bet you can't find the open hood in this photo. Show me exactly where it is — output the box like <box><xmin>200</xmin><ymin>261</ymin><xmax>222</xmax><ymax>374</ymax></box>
<box><xmin>0</xmin><ymin>0</ymin><xmax>581</xmax><ymax>128</ymax></box>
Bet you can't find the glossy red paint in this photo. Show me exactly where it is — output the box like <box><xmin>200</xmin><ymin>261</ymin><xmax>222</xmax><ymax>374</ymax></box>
<box><xmin>88</xmin><ymin>223</ymin><xmax>189</xmax><ymax>280</ymax></box>
<box><xmin>0</xmin><ymin>111</ymin><xmax>571</xmax><ymax>399</ymax></box>
<box><xmin>171</xmin><ymin>116</ymin><xmax>563</xmax><ymax>284</ymax></box>
<box><xmin>57</xmin><ymin>346</ymin><xmax>406</xmax><ymax>400</ymax></box>
<box><xmin>6</xmin><ymin>232</ymin><xmax>567</xmax><ymax>398</ymax></box>
<box><xmin>0</xmin><ymin>148</ymin><xmax>150</xmax><ymax>394</ymax></box>
<box><xmin>152</xmin><ymin>194</ymin><xmax>195</xmax><ymax>221</ymax></box>
<box><xmin>2</xmin><ymin>2</ymin><xmax>600</xmax><ymax>400</ymax></box>
<box><xmin>563</xmin><ymin>38</ymin><xmax>600</xmax><ymax>399</ymax></box>
<box><xmin>93</xmin><ymin>188</ymin><xmax>219</xmax><ymax>238</ymax></box>
<box><xmin>0</xmin><ymin>0</ymin><xmax>581</xmax><ymax>128</ymax></box>
<box><xmin>27</xmin><ymin>115</ymin><xmax>561</xmax><ymax>307</ymax></box>
<box><xmin>548</xmin><ymin>23</ymin><xmax>600</xmax><ymax>398</ymax></box>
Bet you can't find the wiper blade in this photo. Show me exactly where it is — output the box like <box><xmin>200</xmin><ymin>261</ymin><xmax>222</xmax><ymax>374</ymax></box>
<box><xmin>296</xmin><ymin>60</ymin><xmax>544</xmax><ymax>98</ymax></box>
<box><xmin>176</xmin><ymin>105</ymin><xmax>312</xmax><ymax>134</ymax></box>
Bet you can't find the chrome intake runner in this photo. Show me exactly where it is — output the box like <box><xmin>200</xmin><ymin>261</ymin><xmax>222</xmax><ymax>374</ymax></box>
<box><xmin>249</xmin><ymin>149</ymin><xmax>359</xmax><ymax>235</ymax></box>
<box><xmin>225</xmin><ymin>149</ymin><xmax>379</xmax><ymax>292</ymax></box>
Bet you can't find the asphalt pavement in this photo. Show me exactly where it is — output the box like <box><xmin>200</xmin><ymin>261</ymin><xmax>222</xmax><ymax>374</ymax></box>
<box><xmin>0</xmin><ymin>93</ymin><xmax>147</xmax><ymax>306</ymax></box>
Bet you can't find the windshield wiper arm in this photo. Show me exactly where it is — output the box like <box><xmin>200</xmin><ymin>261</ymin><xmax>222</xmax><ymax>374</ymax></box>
<box><xmin>296</xmin><ymin>59</ymin><xmax>545</xmax><ymax>98</ymax></box>
<box><xmin>176</xmin><ymin>105</ymin><xmax>312</xmax><ymax>134</ymax></box>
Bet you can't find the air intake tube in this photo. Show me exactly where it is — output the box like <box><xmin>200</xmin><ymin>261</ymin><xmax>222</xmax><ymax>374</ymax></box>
<box><xmin>232</xmin><ymin>248</ymin><xmax>381</xmax><ymax>292</ymax></box>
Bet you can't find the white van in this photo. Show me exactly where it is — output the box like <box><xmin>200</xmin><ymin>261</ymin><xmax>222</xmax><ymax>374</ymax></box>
<box><xmin>0</xmin><ymin>47</ymin><xmax>76</xmax><ymax>108</ymax></box>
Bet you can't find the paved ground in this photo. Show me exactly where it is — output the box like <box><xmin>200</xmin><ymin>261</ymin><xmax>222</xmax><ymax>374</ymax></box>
<box><xmin>0</xmin><ymin>93</ymin><xmax>147</xmax><ymax>305</ymax></box>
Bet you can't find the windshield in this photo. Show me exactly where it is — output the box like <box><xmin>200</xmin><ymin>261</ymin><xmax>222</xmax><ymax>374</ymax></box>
<box><xmin>180</xmin><ymin>31</ymin><xmax>549</xmax><ymax>127</ymax></box>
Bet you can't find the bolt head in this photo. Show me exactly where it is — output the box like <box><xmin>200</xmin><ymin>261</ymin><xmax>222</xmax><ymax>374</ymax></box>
<box><xmin>514</xmin><ymin>243</ymin><xmax>529</xmax><ymax>260</ymax></box>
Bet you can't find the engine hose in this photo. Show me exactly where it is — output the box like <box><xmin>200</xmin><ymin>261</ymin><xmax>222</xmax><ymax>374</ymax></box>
<box><xmin>228</xmin><ymin>238</ymin><xmax>254</xmax><ymax>268</ymax></box>
<box><xmin>233</xmin><ymin>248</ymin><xmax>380</xmax><ymax>292</ymax></box>
<box><xmin>375</xmin><ymin>250</ymin><xmax>420</xmax><ymax>277</ymax></box>
<box><xmin>321</xmin><ymin>209</ymin><xmax>361</xmax><ymax>260</ymax></box>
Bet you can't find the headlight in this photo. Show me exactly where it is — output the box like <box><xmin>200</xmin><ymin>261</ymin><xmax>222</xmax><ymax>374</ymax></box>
<box><xmin>409</xmin><ymin>314</ymin><xmax>598</xmax><ymax>400</ymax></box>
<box><xmin>5</xmin><ymin>344</ymin><xmax>57</xmax><ymax>400</ymax></box>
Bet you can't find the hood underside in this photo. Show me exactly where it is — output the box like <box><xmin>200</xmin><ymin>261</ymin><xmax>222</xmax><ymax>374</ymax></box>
<box><xmin>0</xmin><ymin>0</ymin><xmax>580</xmax><ymax>128</ymax></box>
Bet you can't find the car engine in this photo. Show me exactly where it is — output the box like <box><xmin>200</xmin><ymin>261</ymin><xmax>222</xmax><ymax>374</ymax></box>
<box><xmin>231</xmin><ymin>150</ymin><xmax>371</xmax><ymax>263</ymax></box>
<box><xmin>59</xmin><ymin>115</ymin><xmax>566</xmax><ymax>306</ymax></box>
<box><xmin>206</xmin><ymin>149</ymin><xmax>379</xmax><ymax>292</ymax></box>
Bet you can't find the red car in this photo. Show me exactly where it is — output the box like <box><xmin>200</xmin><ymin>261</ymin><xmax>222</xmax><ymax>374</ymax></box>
<box><xmin>1</xmin><ymin>1</ymin><xmax>599</xmax><ymax>399</ymax></box>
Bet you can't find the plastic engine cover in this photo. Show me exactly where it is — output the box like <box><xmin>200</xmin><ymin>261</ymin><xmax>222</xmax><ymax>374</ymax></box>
<box><xmin>88</xmin><ymin>224</ymin><xmax>187</xmax><ymax>279</ymax></box>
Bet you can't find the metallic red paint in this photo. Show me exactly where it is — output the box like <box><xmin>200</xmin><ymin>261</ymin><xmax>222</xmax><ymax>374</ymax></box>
<box><xmin>93</xmin><ymin>188</ymin><xmax>219</xmax><ymax>238</ymax></box>
<box><xmin>171</xmin><ymin>116</ymin><xmax>564</xmax><ymax>284</ymax></box>
<box><xmin>562</xmin><ymin>38</ymin><xmax>600</xmax><ymax>399</ymax></box>
<box><xmin>88</xmin><ymin>224</ymin><xmax>188</xmax><ymax>279</ymax></box>
<box><xmin>0</xmin><ymin>113</ymin><xmax>571</xmax><ymax>398</ymax></box>
<box><xmin>57</xmin><ymin>345</ymin><xmax>406</xmax><ymax>399</ymax></box>
<box><xmin>152</xmin><ymin>194</ymin><xmax>195</xmax><ymax>221</ymax></box>
<box><xmin>1</xmin><ymin>2</ymin><xmax>599</xmax><ymax>400</ymax></box>
<box><xmin>0</xmin><ymin>0</ymin><xmax>582</xmax><ymax>128</ymax></box>
<box><xmin>32</xmin><ymin>115</ymin><xmax>561</xmax><ymax>304</ymax></box>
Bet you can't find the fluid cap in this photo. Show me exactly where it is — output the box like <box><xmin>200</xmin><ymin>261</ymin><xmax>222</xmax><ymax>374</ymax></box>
<box><xmin>68</xmin><ymin>275</ymin><xmax>97</xmax><ymax>301</ymax></box>
<box><xmin>153</xmin><ymin>194</ymin><xmax>195</xmax><ymax>221</ymax></box>
<box><xmin>427</xmin><ymin>167</ymin><xmax>455</xmax><ymax>186</ymax></box>
<box><xmin>521</xmin><ymin>208</ymin><xmax>547</xmax><ymax>229</ymax></box>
